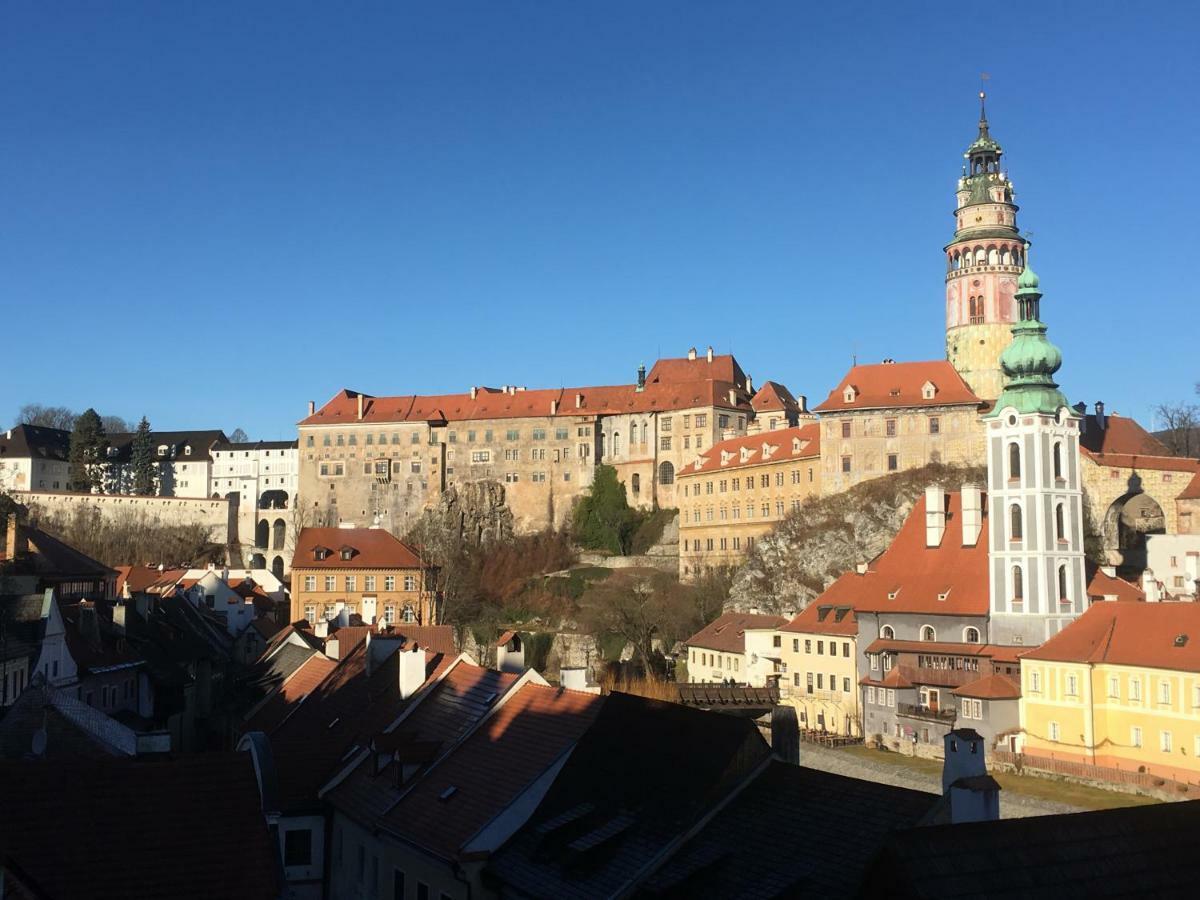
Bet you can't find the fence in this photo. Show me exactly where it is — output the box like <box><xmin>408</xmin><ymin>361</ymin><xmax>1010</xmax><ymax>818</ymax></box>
<box><xmin>991</xmin><ymin>749</ymin><xmax>1194</xmax><ymax>794</ymax></box>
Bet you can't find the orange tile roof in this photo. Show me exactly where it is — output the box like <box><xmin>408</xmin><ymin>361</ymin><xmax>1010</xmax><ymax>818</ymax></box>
<box><xmin>299</xmin><ymin>354</ymin><xmax>752</xmax><ymax>426</ymax></box>
<box><xmin>1079</xmin><ymin>414</ymin><xmax>1172</xmax><ymax>457</ymax></box>
<box><xmin>685</xmin><ymin>612</ymin><xmax>789</xmax><ymax>654</ymax></box>
<box><xmin>812</xmin><ymin>490</ymin><xmax>989</xmax><ymax>616</ymax></box>
<box><xmin>1020</xmin><ymin>602</ymin><xmax>1200</xmax><ymax>673</ymax></box>
<box><xmin>243</xmin><ymin>653</ymin><xmax>337</xmax><ymax>735</ymax></box>
<box><xmin>861</xmin><ymin>666</ymin><xmax>915</xmax><ymax>689</ymax></box>
<box><xmin>782</xmin><ymin>602</ymin><xmax>857</xmax><ymax>636</ymax></box>
<box><xmin>751</xmin><ymin>381</ymin><xmax>800</xmax><ymax>414</ymax></box>
<box><xmin>813</xmin><ymin>360</ymin><xmax>981</xmax><ymax>413</ymax></box>
<box><xmin>952</xmin><ymin>673</ymin><xmax>1021</xmax><ymax>700</ymax></box>
<box><xmin>1081</xmin><ymin>450</ymin><xmax>1199</xmax><ymax>473</ymax></box>
<box><xmin>114</xmin><ymin>565</ymin><xmax>186</xmax><ymax>596</ymax></box>
<box><xmin>291</xmin><ymin>527</ymin><xmax>425</xmax><ymax>570</ymax></box>
<box><xmin>678</xmin><ymin>423</ymin><xmax>820</xmax><ymax>478</ymax></box>
<box><xmin>1087</xmin><ymin>566</ymin><xmax>1146</xmax><ymax>603</ymax></box>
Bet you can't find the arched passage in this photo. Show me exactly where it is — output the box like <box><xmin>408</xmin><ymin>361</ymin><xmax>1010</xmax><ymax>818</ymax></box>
<box><xmin>272</xmin><ymin>518</ymin><xmax>286</xmax><ymax>550</ymax></box>
<box><xmin>255</xmin><ymin>519</ymin><xmax>269</xmax><ymax>549</ymax></box>
<box><xmin>1103</xmin><ymin>490</ymin><xmax>1166</xmax><ymax>570</ymax></box>
<box><xmin>271</xmin><ymin>555</ymin><xmax>284</xmax><ymax>580</ymax></box>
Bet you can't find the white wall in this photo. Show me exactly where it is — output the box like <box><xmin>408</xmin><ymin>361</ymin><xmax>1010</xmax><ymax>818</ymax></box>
<box><xmin>1146</xmin><ymin>534</ymin><xmax>1200</xmax><ymax>600</ymax></box>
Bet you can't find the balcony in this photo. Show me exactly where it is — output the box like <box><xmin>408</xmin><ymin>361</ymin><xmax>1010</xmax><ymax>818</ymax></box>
<box><xmin>897</xmin><ymin>702</ymin><xmax>957</xmax><ymax>723</ymax></box>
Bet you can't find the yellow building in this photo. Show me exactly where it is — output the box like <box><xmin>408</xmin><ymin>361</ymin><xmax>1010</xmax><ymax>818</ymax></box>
<box><xmin>812</xmin><ymin>360</ymin><xmax>985</xmax><ymax>495</ymax></box>
<box><xmin>775</xmin><ymin>602</ymin><xmax>861</xmax><ymax>736</ymax></box>
<box><xmin>684</xmin><ymin>611</ymin><xmax>788</xmax><ymax>684</ymax></box>
<box><xmin>1019</xmin><ymin>602</ymin><xmax>1200</xmax><ymax>784</ymax></box>
<box><xmin>676</xmin><ymin>423</ymin><xmax>821</xmax><ymax>578</ymax></box>
<box><xmin>289</xmin><ymin>526</ymin><xmax>438</xmax><ymax>627</ymax></box>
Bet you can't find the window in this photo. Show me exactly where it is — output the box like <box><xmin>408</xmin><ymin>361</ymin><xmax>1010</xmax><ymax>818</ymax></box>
<box><xmin>806</xmin><ymin>673</ymin><xmax>813</xmax><ymax>694</ymax></box>
<box><xmin>868</xmin><ymin>687</ymin><xmax>876</xmax><ymax>704</ymax></box>
<box><xmin>880</xmin><ymin>625</ymin><xmax>895</xmax><ymax>640</ymax></box>
<box><xmin>887</xmin><ymin>453</ymin><xmax>898</xmax><ymax>471</ymax></box>
<box><xmin>385</xmin><ymin>604</ymin><xmax>395</xmax><ymax>624</ymax></box>
<box><xmin>843</xmin><ymin>677</ymin><xmax>851</xmax><ymax>693</ymax></box>
<box><xmin>1066</xmin><ymin>674</ymin><xmax>1078</xmax><ymax>696</ymax></box>
<box><xmin>841</xmin><ymin>420</ymin><xmax>851</xmax><ymax>438</ymax></box>
<box><xmin>1108</xmin><ymin>676</ymin><xmax>1119</xmax><ymax>699</ymax></box>
<box><xmin>841</xmin><ymin>456</ymin><xmax>851</xmax><ymax>474</ymax></box>
<box><xmin>817</xmin><ymin>641</ymin><xmax>824</xmax><ymax>655</ymax></box>
<box><xmin>304</xmin><ymin>575</ymin><xmax>316</xmax><ymax>591</ymax></box>
<box><xmin>1058</xmin><ymin>565</ymin><xmax>1069</xmax><ymax>603</ymax></box>
<box><xmin>1010</xmin><ymin>504</ymin><xmax>1023</xmax><ymax>541</ymax></box>
<box><xmin>695</xmin><ymin>414</ymin><xmax>707</xmax><ymax>428</ymax></box>
<box><xmin>1012</xmin><ymin>565</ymin><xmax>1024</xmax><ymax>603</ymax></box>
<box><xmin>928</xmin><ymin>417</ymin><xmax>940</xmax><ymax>435</ymax></box>
<box><xmin>384</xmin><ymin>576</ymin><xmax>396</xmax><ymax>591</ymax></box>
<box><xmin>1030</xmin><ymin>670</ymin><xmax>1041</xmax><ymax>693</ymax></box>
<box><xmin>365</xmin><ymin>575</ymin><xmax>376</xmax><ymax>591</ymax></box>
<box><xmin>1056</xmin><ymin>504</ymin><xmax>1066</xmax><ymax>542</ymax></box>
<box><xmin>843</xmin><ymin>642</ymin><xmax>851</xmax><ymax>658</ymax></box>
<box><xmin>1130</xmin><ymin>726</ymin><xmax>1142</xmax><ymax>748</ymax></box>
<box><xmin>887</xmin><ymin>689</ymin><xmax>895</xmax><ymax>707</ymax></box>
<box><xmin>345</xmin><ymin>575</ymin><xmax>357</xmax><ymax>591</ymax></box>
<box><xmin>1053</xmin><ymin>442</ymin><xmax>1063</xmax><ymax>480</ymax></box>
<box><xmin>1130</xmin><ymin>678</ymin><xmax>1141</xmax><ymax>702</ymax></box>
<box><xmin>284</xmin><ymin>829</ymin><xmax>312</xmax><ymax>867</ymax></box>
<box><xmin>658</xmin><ymin>462</ymin><xmax>675</xmax><ymax>485</ymax></box>
<box><xmin>1048</xmin><ymin>721</ymin><xmax>1060</xmax><ymax>742</ymax></box>
<box><xmin>324</xmin><ymin>575</ymin><xmax>336</xmax><ymax>591</ymax></box>
<box><xmin>1161</xmin><ymin>731</ymin><xmax>1173</xmax><ymax>753</ymax></box>
<box><xmin>1158</xmin><ymin>680</ymin><xmax>1171</xmax><ymax>704</ymax></box>
<box><xmin>804</xmin><ymin>640</ymin><xmax>811</xmax><ymax>653</ymax></box>
<box><xmin>1008</xmin><ymin>442</ymin><xmax>1021</xmax><ymax>480</ymax></box>
<box><xmin>963</xmin><ymin>627</ymin><xmax>980</xmax><ymax>644</ymax></box>
<box><xmin>660</xmin><ymin>436</ymin><xmax>672</xmax><ymax>450</ymax></box>
<box><xmin>920</xmin><ymin>625</ymin><xmax>936</xmax><ymax>642</ymax></box>
<box><xmin>404</xmin><ymin>574</ymin><xmax>417</xmax><ymax>591</ymax></box>
<box><xmin>417</xmin><ymin>882</ymin><xmax>430</xmax><ymax>900</ymax></box>
<box><xmin>885</xmin><ymin>418</ymin><xmax>897</xmax><ymax>437</ymax></box>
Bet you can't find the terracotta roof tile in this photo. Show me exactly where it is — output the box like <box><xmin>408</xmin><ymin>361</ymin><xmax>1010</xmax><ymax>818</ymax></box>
<box><xmin>1180</xmin><ymin>471</ymin><xmax>1200</xmax><ymax>500</ymax></box>
<box><xmin>291</xmin><ymin>527</ymin><xmax>425</xmax><ymax>570</ymax></box>
<box><xmin>1079</xmin><ymin>414</ymin><xmax>1172</xmax><ymax>456</ymax></box>
<box><xmin>1086</xmin><ymin>565</ymin><xmax>1146</xmax><ymax>603</ymax></box>
<box><xmin>243</xmin><ymin>652</ymin><xmax>338</xmax><ymax>735</ymax></box>
<box><xmin>952</xmin><ymin>673</ymin><xmax>1021</xmax><ymax>700</ymax></box>
<box><xmin>813</xmin><ymin>360</ymin><xmax>981</xmax><ymax>413</ymax></box>
<box><xmin>751</xmin><ymin>380</ymin><xmax>801</xmax><ymax>414</ymax></box>
<box><xmin>782</xmin><ymin>602</ymin><xmax>858</xmax><ymax>635</ymax></box>
<box><xmin>1020</xmin><ymin>602</ymin><xmax>1200</xmax><ymax>672</ymax></box>
<box><xmin>685</xmin><ymin>612</ymin><xmax>789</xmax><ymax>654</ymax></box>
<box><xmin>678</xmin><ymin>423</ymin><xmax>820</xmax><ymax>477</ymax></box>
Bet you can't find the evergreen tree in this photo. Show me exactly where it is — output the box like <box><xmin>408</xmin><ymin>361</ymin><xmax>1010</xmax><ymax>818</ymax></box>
<box><xmin>68</xmin><ymin>408</ymin><xmax>108</xmax><ymax>493</ymax></box>
<box><xmin>131</xmin><ymin>416</ymin><xmax>156</xmax><ymax>496</ymax></box>
<box><xmin>572</xmin><ymin>464</ymin><xmax>639</xmax><ymax>554</ymax></box>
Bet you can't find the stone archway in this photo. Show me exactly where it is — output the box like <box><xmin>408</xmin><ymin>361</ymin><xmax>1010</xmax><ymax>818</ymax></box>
<box><xmin>1103</xmin><ymin>488</ymin><xmax>1166</xmax><ymax>571</ymax></box>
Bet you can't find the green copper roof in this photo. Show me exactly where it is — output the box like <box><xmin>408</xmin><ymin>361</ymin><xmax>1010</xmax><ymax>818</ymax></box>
<box><xmin>966</xmin><ymin>92</ymin><xmax>1003</xmax><ymax>157</ymax></box>
<box><xmin>983</xmin><ymin>254</ymin><xmax>1072</xmax><ymax>418</ymax></box>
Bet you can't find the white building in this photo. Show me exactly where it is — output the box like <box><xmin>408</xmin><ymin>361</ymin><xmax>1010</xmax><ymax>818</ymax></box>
<box><xmin>0</xmin><ymin>425</ymin><xmax>71</xmax><ymax>492</ymax></box>
<box><xmin>209</xmin><ymin>440</ymin><xmax>299</xmax><ymax>578</ymax></box>
<box><xmin>1143</xmin><ymin>534</ymin><xmax>1200</xmax><ymax>601</ymax></box>
<box><xmin>106</xmin><ymin>429</ymin><xmax>227</xmax><ymax>498</ymax></box>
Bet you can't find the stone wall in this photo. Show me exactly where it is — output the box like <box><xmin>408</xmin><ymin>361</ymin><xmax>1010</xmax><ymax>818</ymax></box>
<box><xmin>16</xmin><ymin>490</ymin><xmax>235</xmax><ymax>545</ymax></box>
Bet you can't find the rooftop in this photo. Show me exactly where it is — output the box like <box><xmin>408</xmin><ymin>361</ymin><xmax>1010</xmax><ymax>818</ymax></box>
<box><xmin>291</xmin><ymin>526</ymin><xmax>426</xmax><ymax>571</ymax></box>
<box><xmin>685</xmin><ymin>611</ymin><xmax>790</xmax><ymax>654</ymax></box>
<box><xmin>678</xmin><ymin>422</ymin><xmax>820</xmax><ymax>477</ymax></box>
<box><xmin>1020</xmin><ymin>602</ymin><xmax>1200</xmax><ymax>673</ymax></box>
<box><xmin>813</xmin><ymin>360</ymin><xmax>981</xmax><ymax>413</ymax></box>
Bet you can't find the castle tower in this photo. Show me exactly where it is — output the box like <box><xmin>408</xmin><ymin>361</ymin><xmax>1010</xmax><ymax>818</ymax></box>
<box><xmin>983</xmin><ymin>251</ymin><xmax>1086</xmax><ymax>646</ymax></box>
<box><xmin>945</xmin><ymin>92</ymin><xmax>1026</xmax><ymax>401</ymax></box>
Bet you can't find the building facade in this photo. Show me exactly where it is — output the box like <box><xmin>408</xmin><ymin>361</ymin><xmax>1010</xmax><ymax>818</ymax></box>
<box><xmin>289</xmin><ymin>527</ymin><xmax>438</xmax><ymax>626</ymax></box>
<box><xmin>209</xmin><ymin>440</ymin><xmax>300</xmax><ymax>577</ymax></box>
<box><xmin>0</xmin><ymin>426</ymin><xmax>70</xmax><ymax>492</ymax></box>
<box><xmin>777</xmin><ymin>602</ymin><xmax>861</xmax><ymax>736</ymax></box>
<box><xmin>676</xmin><ymin>424</ymin><xmax>820</xmax><ymax>578</ymax></box>
<box><xmin>683</xmin><ymin>611</ymin><xmax>788</xmax><ymax>684</ymax></box>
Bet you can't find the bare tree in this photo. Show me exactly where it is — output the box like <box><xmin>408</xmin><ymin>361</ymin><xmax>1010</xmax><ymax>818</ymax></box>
<box><xmin>230</xmin><ymin>428</ymin><xmax>250</xmax><ymax>443</ymax></box>
<box><xmin>1155</xmin><ymin>402</ymin><xmax>1200</xmax><ymax>458</ymax></box>
<box><xmin>15</xmin><ymin>404</ymin><xmax>76</xmax><ymax>431</ymax></box>
<box><xmin>576</xmin><ymin>570</ymin><xmax>701</xmax><ymax>676</ymax></box>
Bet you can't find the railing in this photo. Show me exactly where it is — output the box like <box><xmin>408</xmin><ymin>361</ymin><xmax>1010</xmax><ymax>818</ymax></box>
<box><xmin>906</xmin><ymin>666</ymin><xmax>980</xmax><ymax>688</ymax></box>
<box><xmin>991</xmin><ymin>750</ymin><xmax>1196</xmax><ymax>791</ymax></box>
<box><xmin>897</xmin><ymin>702</ymin><xmax>957</xmax><ymax>723</ymax></box>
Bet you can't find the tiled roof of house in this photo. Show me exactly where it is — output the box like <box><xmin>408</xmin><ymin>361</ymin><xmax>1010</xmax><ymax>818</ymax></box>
<box><xmin>379</xmin><ymin>623</ymin><xmax>457</xmax><ymax>656</ymax></box>
<box><xmin>105</xmin><ymin>429</ymin><xmax>227</xmax><ymax>464</ymax></box>
<box><xmin>114</xmin><ymin>565</ymin><xmax>187</xmax><ymax>597</ymax></box>
<box><xmin>641</xmin><ymin>760</ymin><xmax>938</xmax><ymax>898</ymax></box>
<box><xmin>378</xmin><ymin>681</ymin><xmax>602</xmax><ymax>860</ymax></box>
<box><xmin>0</xmin><ymin>753</ymin><xmax>278</xmax><ymax>899</ymax></box>
<box><xmin>242</xmin><ymin>652</ymin><xmax>338</xmax><ymax>736</ymax></box>
<box><xmin>0</xmin><ymin>424</ymin><xmax>70</xmax><ymax>461</ymax></box>
<box><xmin>952</xmin><ymin>673</ymin><xmax>1021</xmax><ymax>700</ymax></box>
<box><xmin>19</xmin><ymin>524</ymin><xmax>116</xmax><ymax>580</ymax></box>
<box><xmin>685</xmin><ymin>611</ymin><xmax>789</xmax><ymax>654</ymax></box>
<box><xmin>864</xmin><ymin>797</ymin><xmax>1200</xmax><ymax>899</ymax></box>
<box><xmin>291</xmin><ymin>527</ymin><xmax>425</xmax><ymax>570</ymax></box>
<box><xmin>1019</xmin><ymin>602</ymin><xmax>1200</xmax><ymax>673</ymax></box>
<box><xmin>813</xmin><ymin>360</ymin><xmax>981</xmax><ymax>413</ymax></box>
<box><xmin>268</xmin><ymin>641</ymin><xmax>452</xmax><ymax>811</ymax></box>
<box><xmin>1078</xmin><ymin>414</ymin><xmax>1200</xmax><ymax>477</ymax></box>
<box><xmin>860</xmin><ymin>666</ymin><xmax>915</xmax><ymax>689</ymax></box>
<box><xmin>0</xmin><ymin>682</ymin><xmax>131</xmax><ymax>759</ymax></box>
<box><xmin>1180</xmin><ymin>470</ymin><xmax>1200</xmax><ymax>500</ymax></box>
<box><xmin>487</xmin><ymin>691</ymin><xmax>772</xmax><ymax>899</ymax></box>
<box><xmin>751</xmin><ymin>380</ymin><xmax>801</xmax><ymax>414</ymax></box>
<box><xmin>782</xmin><ymin>601</ymin><xmax>857</xmax><ymax>635</ymax></box>
<box><xmin>678</xmin><ymin>423</ymin><xmax>820</xmax><ymax>477</ymax></box>
<box><xmin>1086</xmin><ymin>564</ymin><xmax>1146</xmax><ymax>603</ymax></box>
<box><xmin>814</xmin><ymin>491</ymin><xmax>989</xmax><ymax>616</ymax></box>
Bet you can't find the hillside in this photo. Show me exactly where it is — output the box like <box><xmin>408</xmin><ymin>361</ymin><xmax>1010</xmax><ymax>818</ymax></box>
<box><xmin>727</xmin><ymin>463</ymin><xmax>986</xmax><ymax>616</ymax></box>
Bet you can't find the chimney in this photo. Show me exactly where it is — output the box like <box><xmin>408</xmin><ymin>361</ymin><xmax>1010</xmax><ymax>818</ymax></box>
<box><xmin>961</xmin><ymin>483</ymin><xmax>983</xmax><ymax>547</ymax></box>
<box><xmin>112</xmin><ymin>602</ymin><xmax>128</xmax><ymax>635</ymax></box>
<box><xmin>550</xmin><ymin>399</ymin><xmax>558</xmax><ymax>415</ymax></box>
<box><xmin>746</xmin><ymin>375</ymin><xmax>753</xmax><ymax>394</ymax></box>
<box><xmin>797</xmin><ymin>394</ymin><xmax>808</xmax><ymax>414</ymax></box>
<box><xmin>1142</xmin><ymin>569</ymin><xmax>1160</xmax><ymax>603</ymax></box>
<box><xmin>575</xmin><ymin>393</ymin><xmax>583</xmax><ymax>409</ymax></box>
<box><xmin>706</xmin><ymin>345</ymin><xmax>714</xmax><ymax>362</ymax></box>
<box><xmin>855</xmin><ymin>562</ymin><xmax>869</xmax><ymax>575</ymax></box>
<box><xmin>1101</xmin><ymin>565</ymin><xmax>1117</xmax><ymax>578</ymax></box>
<box><xmin>1095</xmin><ymin>401</ymin><xmax>1106</xmax><ymax>431</ymax></box>
<box><xmin>470</xmin><ymin>386</ymin><xmax>478</xmax><ymax>400</ymax></box>
<box><xmin>398</xmin><ymin>645</ymin><xmax>426</xmax><ymax>699</ymax></box>
<box><xmin>771</xmin><ymin>705</ymin><xmax>800</xmax><ymax>765</ymax></box>
<box><xmin>636</xmin><ymin>364</ymin><xmax>646</xmax><ymax>392</ymax></box>
<box><xmin>307</xmin><ymin>400</ymin><xmax>315</xmax><ymax>417</ymax></box>
<box><xmin>357</xmin><ymin>393</ymin><xmax>364</xmax><ymax>421</ymax></box>
<box><xmin>728</xmin><ymin>389</ymin><xmax>737</xmax><ymax>406</ymax></box>
<box><xmin>78</xmin><ymin>602</ymin><xmax>101</xmax><ymax>648</ymax></box>
<box><xmin>687</xmin><ymin>347</ymin><xmax>697</xmax><ymax>361</ymax></box>
<box><xmin>560</xmin><ymin>667</ymin><xmax>587</xmax><ymax>691</ymax></box>
<box><xmin>365</xmin><ymin>634</ymin><xmax>404</xmax><ymax>676</ymax></box>
<box><xmin>314</xmin><ymin>619</ymin><xmax>329</xmax><ymax>638</ymax></box>
<box><xmin>941</xmin><ymin>728</ymin><xmax>1000</xmax><ymax>823</ymax></box>
<box><xmin>325</xmin><ymin>637</ymin><xmax>341</xmax><ymax>660</ymax></box>
<box><xmin>925</xmin><ymin>485</ymin><xmax>947</xmax><ymax>547</ymax></box>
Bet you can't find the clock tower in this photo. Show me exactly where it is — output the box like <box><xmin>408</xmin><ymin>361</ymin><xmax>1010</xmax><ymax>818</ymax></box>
<box><xmin>944</xmin><ymin>92</ymin><xmax>1026</xmax><ymax>401</ymax></box>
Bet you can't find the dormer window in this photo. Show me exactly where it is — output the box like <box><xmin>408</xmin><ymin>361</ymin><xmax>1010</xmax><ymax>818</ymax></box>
<box><xmin>921</xmin><ymin>381</ymin><xmax>937</xmax><ymax>400</ymax></box>
<box><xmin>843</xmin><ymin>386</ymin><xmax>858</xmax><ymax>403</ymax></box>
<box><xmin>184</xmin><ymin>446</ymin><xmax>192</xmax><ymax>456</ymax></box>
<box><xmin>314</xmin><ymin>547</ymin><xmax>330</xmax><ymax>561</ymax></box>
<box><xmin>340</xmin><ymin>547</ymin><xmax>355</xmax><ymax>561</ymax></box>
<box><xmin>157</xmin><ymin>445</ymin><xmax>169</xmax><ymax>457</ymax></box>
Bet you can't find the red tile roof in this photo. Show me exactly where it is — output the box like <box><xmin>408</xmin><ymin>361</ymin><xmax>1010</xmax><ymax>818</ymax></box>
<box><xmin>813</xmin><ymin>360</ymin><xmax>981</xmax><ymax>413</ymax></box>
<box><xmin>861</xmin><ymin>666</ymin><xmax>915</xmax><ymax>689</ymax></box>
<box><xmin>686</xmin><ymin>612</ymin><xmax>789</xmax><ymax>654</ymax></box>
<box><xmin>0</xmin><ymin>753</ymin><xmax>278</xmax><ymax>899</ymax></box>
<box><xmin>243</xmin><ymin>652</ymin><xmax>338</xmax><ymax>735</ymax></box>
<box><xmin>114</xmin><ymin>565</ymin><xmax>187</xmax><ymax>596</ymax></box>
<box><xmin>813</xmin><ymin>491</ymin><xmax>989</xmax><ymax>616</ymax></box>
<box><xmin>379</xmin><ymin>681</ymin><xmax>602</xmax><ymax>859</ymax></box>
<box><xmin>381</xmin><ymin>623</ymin><xmax>457</xmax><ymax>656</ymax></box>
<box><xmin>291</xmin><ymin>527</ymin><xmax>425</xmax><ymax>570</ymax></box>
<box><xmin>782</xmin><ymin>602</ymin><xmax>857</xmax><ymax>636</ymax></box>
<box><xmin>678</xmin><ymin>423</ymin><xmax>820</xmax><ymax>477</ymax></box>
<box><xmin>751</xmin><ymin>380</ymin><xmax>801</xmax><ymax>414</ymax></box>
<box><xmin>1020</xmin><ymin>602</ymin><xmax>1200</xmax><ymax>673</ymax></box>
<box><xmin>1078</xmin><ymin>414</ymin><xmax>1200</xmax><ymax>476</ymax></box>
<box><xmin>1180</xmin><ymin>471</ymin><xmax>1200</xmax><ymax>500</ymax></box>
<box><xmin>298</xmin><ymin>355</ymin><xmax>751</xmax><ymax>426</ymax></box>
<box><xmin>1087</xmin><ymin>566</ymin><xmax>1146</xmax><ymax>603</ymax></box>
<box><xmin>952</xmin><ymin>673</ymin><xmax>1021</xmax><ymax>700</ymax></box>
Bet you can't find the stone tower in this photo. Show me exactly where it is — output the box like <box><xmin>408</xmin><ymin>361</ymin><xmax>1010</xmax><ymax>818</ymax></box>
<box><xmin>983</xmin><ymin>252</ymin><xmax>1087</xmax><ymax>646</ymax></box>
<box><xmin>945</xmin><ymin>92</ymin><xmax>1026</xmax><ymax>401</ymax></box>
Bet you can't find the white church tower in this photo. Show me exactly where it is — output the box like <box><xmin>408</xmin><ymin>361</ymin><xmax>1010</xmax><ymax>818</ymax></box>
<box><xmin>983</xmin><ymin>247</ymin><xmax>1087</xmax><ymax>646</ymax></box>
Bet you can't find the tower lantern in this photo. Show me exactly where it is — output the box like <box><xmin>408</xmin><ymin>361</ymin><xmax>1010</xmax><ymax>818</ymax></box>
<box><xmin>944</xmin><ymin>91</ymin><xmax>1025</xmax><ymax>401</ymax></box>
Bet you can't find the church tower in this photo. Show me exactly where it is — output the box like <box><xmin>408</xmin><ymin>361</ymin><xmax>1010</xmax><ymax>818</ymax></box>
<box><xmin>945</xmin><ymin>92</ymin><xmax>1026</xmax><ymax>401</ymax></box>
<box><xmin>983</xmin><ymin>251</ymin><xmax>1086</xmax><ymax>646</ymax></box>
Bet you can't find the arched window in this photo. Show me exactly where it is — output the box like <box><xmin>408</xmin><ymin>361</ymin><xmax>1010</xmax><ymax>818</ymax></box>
<box><xmin>988</xmin><ymin>247</ymin><xmax>999</xmax><ymax>265</ymax></box>
<box><xmin>612</xmin><ymin>431</ymin><xmax>621</xmax><ymax>456</ymax></box>
<box><xmin>1010</xmin><ymin>503</ymin><xmax>1023</xmax><ymax>541</ymax></box>
<box><xmin>1056</xmin><ymin>504</ymin><xmax>1066</xmax><ymax>542</ymax></box>
<box><xmin>631</xmin><ymin>473</ymin><xmax>641</xmax><ymax>495</ymax></box>
<box><xmin>272</xmin><ymin>518</ymin><xmax>286</xmax><ymax>550</ymax></box>
<box><xmin>964</xmin><ymin>627</ymin><xmax>981</xmax><ymax>644</ymax></box>
<box><xmin>1012</xmin><ymin>565</ymin><xmax>1024</xmax><ymax>602</ymax></box>
<box><xmin>1008</xmin><ymin>442</ymin><xmax>1021</xmax><ymax>480</ymax></box>
<box><xmin>658</xmin><ymin>461</ymin><xmax>675</xmax><ymax>485</ymax></box>
<box><xmin>1053</xmin><ymin>443</ymin><xmax>1063</xmax><ymax>481</ymax></box>
<box><xmin>630</xmin><ymin>422</ymin><xmax>638</xmax><ymax>445</ymax></box>
<box><xmin>920</xmin><ymin>625</ymin><xmax>936</xmax><ymax>642</ymax></box>
<box><xmin>881</xmin><ymin>625</ymin><xmax>895</xmax><ymax>640</ymax></box>
<box><xmin>974</xmin><ymin>247</ymin><xmax>986</xmax><ymax>265</ymax></box>
<box><xmin>1058</xmin><ymin>565</ymin><xmax>1069</xmax><ymax>602</ymax></box>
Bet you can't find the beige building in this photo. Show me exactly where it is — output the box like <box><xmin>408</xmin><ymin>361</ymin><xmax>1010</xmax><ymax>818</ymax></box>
<box><xmin>684</xmin><ymin>611</ymin><xmax>788</xmax><ymax>684</ymax></box>
<box><xmin>297</xmin><ymin>348</ymin><xmax>755</xmax><ymax>536</ymax></box>
<box><xmin>775</xmin><ymin>602</ymin><xmax>861</xmax><ymax>736</ymax></box>
<box><xmin>289</xmin><ymin>526</ymin><xmax>437</xmax><ymax>626</ymax></box>
<box><xmin>676</xmin><ymin>424</ymin><xmax>821</xmax><ymax>578</ymax></box>
<box><xmin>813</xmin><ymin>360</ymin><xmax>986</xmax><ymax>494</ymax></box>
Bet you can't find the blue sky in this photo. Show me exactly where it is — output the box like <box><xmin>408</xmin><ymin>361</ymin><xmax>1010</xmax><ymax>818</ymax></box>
<box><xmin>2</xmin><ymin>2</ymin><xmax>1195</xmax><ymax>439</ymax></box>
